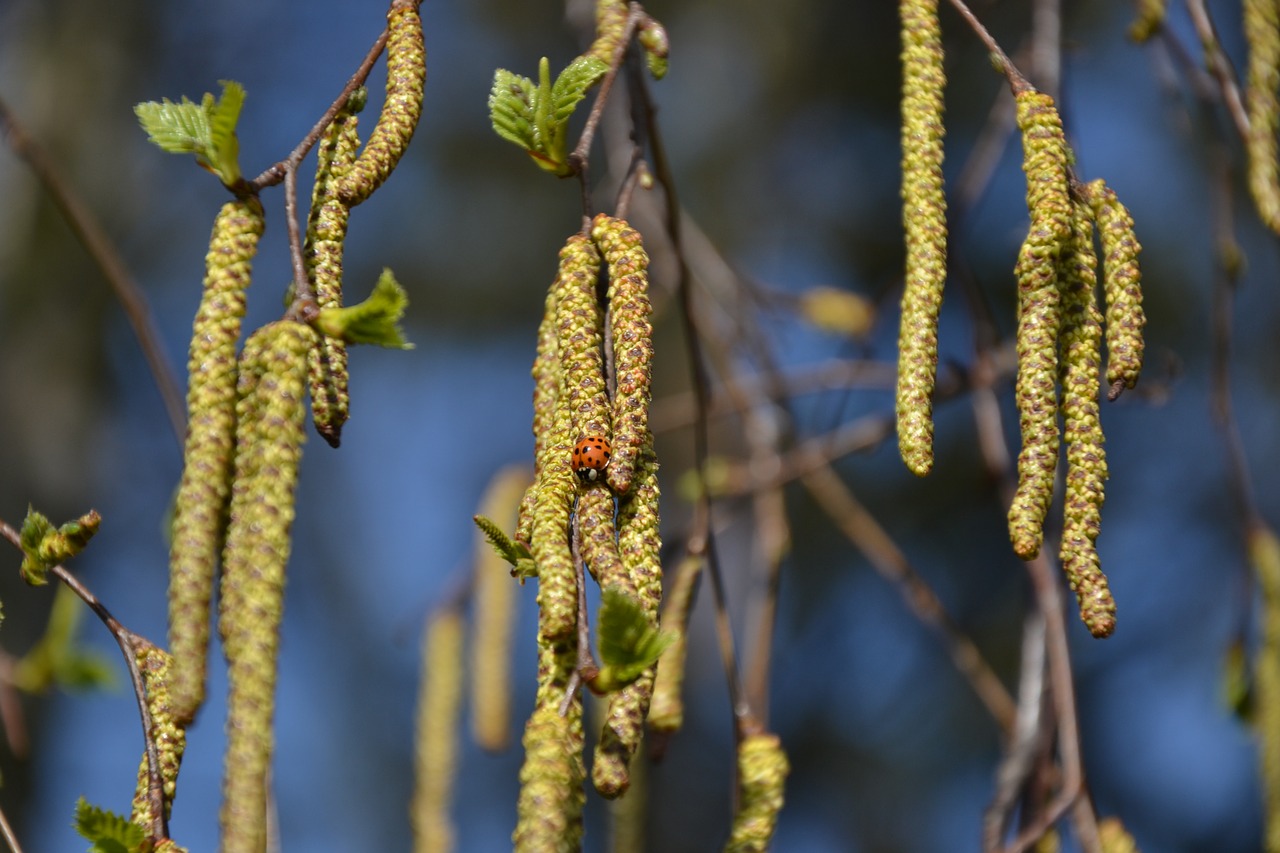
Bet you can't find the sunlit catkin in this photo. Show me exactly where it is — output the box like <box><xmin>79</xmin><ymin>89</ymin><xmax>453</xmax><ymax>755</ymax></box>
<box><xmin>588</xmin><ymin>0</ymin><xmax>629</xmax><ymax>64</ymax></box>
<box><xmin>168</xmin><ymin>196</ymin><xmax>265</xmax><ymax>725</ymax></box>
<box><xmin>590</xmin><ymin>214</ymin><xmax>654</xmax><ymax>495</ymax></box>
<box><xmin>648</xmin><ymin>553</ymin><xmax>702</xmax><ymax>734</ymax></box>
<box><xmin>1057</xmin><ymin>204</ymin><xmax>1115</xmax><ymax>638</ymax></box>
<box><xmin>1245</xmin><ymin>0</ymin><xmax>1280</xmax><ymax>234</ymax></box>
<box><xmin>1008</xmin><ymin>89</ymin><xmax>1071</xmax><ymax>560</ymax></box>
<box><xmin>1085</xmin><ymin>179</ymin><xmax>1145</xmax><ymax>399</ymax></box>
<box><xmin>337</xmin><ymin>0</ymin><xmax>425</xmax><ymax>207</ymax></box>
<box><xmin>896</xmin><ymin>0</ymin><xmax>947</xmax><ymax>477</ymax></box>
<box><xmin>594</xmin><ymin>441</ymin><xmax>662</xmax><ymax>798</ymax></box>
<box><xmin>471</xmin><ymin>465</ymin><xmax>530</xmax><ymax>752</ymax></box>
<box><xmin>218</xmin><ymin>320</ymin><xmax>315</xmax><ymax>853</ymax></box>
<box><xmin>1250</xmin><ymin>523</ymin><xmax>1280</xmax><ymax>852</ymax></box>
<box><xmin>1127</xmin><ymin>0</ymin><xmax>1166</xmax><ymax>43</ymax></box>
<box><xmin>518</xmin><ymin>278</ymin><xmax>565</xmax><ymax>547</ymax></box>
<box><xmin>306</xmin><ymin>104</ymin><xmax>360</xmax><ymax>447</ymax></box>
<box><xmin>557</xmin><ymin>234</ymin><xmax>610</xmax><ymax>443</ymax></box>
<box><xmin>1097</xmin><ymin>817</ymin><xmax>1141</xmax><ymax>853</ymax></box>
<box><xmin>412</xmin><ymin>608</ymin><xmax>464</xmax><ymax>853</ymax></box>
<box><xmin>724</xmin><ymin>732</ymin><xmax>790</xmax><ymax>853</ymax></box>
<box><xmin>130</xmin><ymin>641</ymin><xmax>186</xmax><ymax>833</ymax></box>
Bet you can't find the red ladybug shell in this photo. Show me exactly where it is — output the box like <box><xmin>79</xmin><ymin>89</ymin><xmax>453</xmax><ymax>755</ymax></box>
<box><xmin>571</xmin><ymin>436</ymin><xmax>612</xmax><ymax>483</ymax></box>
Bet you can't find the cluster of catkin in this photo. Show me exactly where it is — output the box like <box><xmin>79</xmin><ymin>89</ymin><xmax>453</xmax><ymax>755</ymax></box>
<box><xmin>897</xmin><ymin>0</ymin><xmax>1145</xmax><ymax>639</ymax></box>
<box><xmin>511</xmin><ymin>214</ymin><xmax>660</xmax><ymax>849</ymax></box>
<box><xmin>161</xmin><ymin>2</ymin><xmax>425</xmax><ymax>849</ymax></box>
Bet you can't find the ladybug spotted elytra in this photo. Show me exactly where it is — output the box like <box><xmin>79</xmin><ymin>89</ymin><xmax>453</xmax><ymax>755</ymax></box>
<box><xmin>571</xmin><ymin>435</ymin><xmax>612</xmax><ymax>483</ymax></box>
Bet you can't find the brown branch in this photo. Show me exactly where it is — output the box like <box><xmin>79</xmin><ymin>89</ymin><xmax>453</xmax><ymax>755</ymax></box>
<box><xmin>561</xmin><ymin>507</ymin><xmax>598</xmax><ymax>717</ymax></box>
<box><xmin>0</xmin><ymin>95</ymin><xmax>187</xmax><ymax>447</ymax></box>
<box><xmin>248</xmin><ymin>28</ymin><xmax>391</xmax><ymax>191</ymax></box>
<box><xmin>0</xmin><ymin>801</ymin><xmax>22</xmax><ymax>853</ymax></box>
<box><xmin>944</xmin><ymin>0</ymin><xmax>1031</xmax><ymax>92</ymax></box>
<box><xmin>567</xmin><ymin>3</ymin><xmax>648</xmax><ymax>186</ymax></box>
<box><xmin>1184</xmin><ymin>0</ymin><xmax>1252</xmax><ymax>142</ymax></box>
<box><xmin>0</xmin><ymin>518</ymin><xmax>168</xmax><ymax>842</ymax></box>
<box><xmin>800</xmin><ymin>466</ymin><xmax>1018</xmax><ymax>733</ymax></box>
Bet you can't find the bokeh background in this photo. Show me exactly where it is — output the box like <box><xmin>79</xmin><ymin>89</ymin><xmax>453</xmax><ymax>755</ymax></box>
<box><xmin>0</xmin><ymin>1</ymin><xmax>1277</xmax><ymax>851</ymax></box>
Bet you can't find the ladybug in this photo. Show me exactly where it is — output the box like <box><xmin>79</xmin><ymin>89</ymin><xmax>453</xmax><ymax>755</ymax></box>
<box><xmin>571</xmin><ymin>435</ymin><xmax>612</xmax><ymax>483</ymax></box>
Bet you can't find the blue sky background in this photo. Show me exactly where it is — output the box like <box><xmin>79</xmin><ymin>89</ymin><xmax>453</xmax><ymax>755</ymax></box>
<box><xmin>1</xmin><ymin>1</ymin><xmax>1278</xmax><ymax>851</ymax></box>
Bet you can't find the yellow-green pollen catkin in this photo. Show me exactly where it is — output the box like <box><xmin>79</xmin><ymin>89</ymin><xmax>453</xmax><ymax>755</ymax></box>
<box><xmin>1245</xmin><ymin>0</ymin><xmax>1280</xmax><ymax>234</ymax></box>
<box><xmin>557</xmin><ymin>234</ymin><xmax>610</xmax><ymax>443</ymax></box>
<box><xmin>896</xmin><ymin>0</ymin><xmax>948</xmax><ymax>477</ymax></box>
<box><xmin>1057</xmin><ymin>203</ymin><xmax>1115</xmax><ymax>638</ymax></box>
<box><xmin>338</xmin><ymin>0</ymin><xmax>426</xmax><ymax>207</ymax></box>
<box><xmin>217</xmin><ymin>320</ymin><xmax>315</xmax><ymax>853</ymax></box>
<box><xmin>1085</xmin><ymin>179</ymin><xmax>1145</xmax><ymax>399</ymax></box>
<box><xmin>518</xmin><ymin>277</ymin><xmax>566</xmax><ymax>547</ymax></box>
<box><xmin>1008</xmin><ymin>89</ymin><xmax>1071</xmax><ymax>561</ymax></box>
<box><xmin>412</xmin><ymin>608</ymin><xmax>464</xmax><ymax>853</ymax></box>
<box><xmin>130</xmin><ymin>642</ymin><xmax>186</xmax><ymax>834</ymax></box>
<box><xmin>1097</xmin><ymin>817</ymin><xmax>1141</xmax><ymax>853</ymax></box>
<box><xmin>1127</xmin><ymin>0</ymin><xmax>1166</xmax><ymax>43</ymax></box>
<box><xmin>1250</xmin><ymin>524</ymin><xmax>1280</xmax><ymax>853</ymax></box>
<box><xmin>594</xmin><ymin>441</ymin><xmax>662</xmax><ymax>798</ymax></box>
<box><xmin>471</xmin><ymin>465</ymin><xmax>530</xmax><ymax>752</ymax></box>
<box><xmin>590</xmin><ymin>214</ymin><xmax>654</xmax><ymax>495</ymax></box>
<box><xmin>588</xmin><ymin>0</ymin><xmax>630</xmax><ymax>65</ymax></box>
<box><xmin>724</xmin><ymin>732</ymin><xmax>790</xmax><ymax>853</ymax></box>
<box><xmin>577</xmin><ymin>485</ymin><xmax>624</xmax><ymax>588</ymax></box>
<box><xmin>168</xmin><ymin>195</ymin><xmax>265</xmax><ymax>725</ymax></box>
<box><xmin>648</xmin><ymin>553</ymin><xmax>702</xmax><ymax>734</ymax></box>
<box><xmin>306</xmin><ymin>106</ymin><xmax>360</xmax><ymax>447</ymax></box>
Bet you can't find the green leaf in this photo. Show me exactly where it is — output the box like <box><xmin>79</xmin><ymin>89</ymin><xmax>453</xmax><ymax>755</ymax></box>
<box><xmin>315</xmin><ymin>269</ymin><xmax>413</xmax><ymax>349</ymax></box>
<box><xmin>488</xmin><ymin>68</ymin><xmax>538</xmax><ymax>151</ymax></box>
<box><xmin>593</xmin><ymin>587</ymin><xmax>673</xmax><ymax>692</ymax></box>
<box><xmin>473</xmin><ymin>515</ymin><xmax>535</xmax><ymax>580</ymax></box>
<box><xmin>73</xmin><ymin>797</ymin><xmax>146</xmax><ymax>853</ymax></box>
<box><xmin>134</xmin><ymin>80</ymin><xmax>245</xmax><ymax>186</ymax></box>
<box><xmin>18</xmin><ymin>507</ymin><xmax>54</xmax><ymax>586</ymax></box>
<box><xmin>550</xmin><ymin>55</ymin><xmax>607</xmax><ymax>127</ymax></box>
<box><xmin>14</xmin><ymin>586</ymin><xmax>115</xmax><ymax>694</ymax></box>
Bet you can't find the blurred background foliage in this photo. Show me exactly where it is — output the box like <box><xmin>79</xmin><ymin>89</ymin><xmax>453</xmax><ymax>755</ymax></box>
<box><xmin>0</xmin><ymin>0</ymin><xmax>1276</xmax><ymax>851</ymax></box>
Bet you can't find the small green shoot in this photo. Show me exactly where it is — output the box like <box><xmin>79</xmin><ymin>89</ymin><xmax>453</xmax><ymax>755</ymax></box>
<box><xmin>134</xmin><ymin>80</ymin><xmax>245</xmax><ymax>187</ymax></box>
<box><xmin>592</xmin><ymin>587</ymin><xmax>673</xmax><ymax>693</ymax></box>
<box><xmin>473</xmin><ymin>515</ymin><xmax>536</xmax><ymax>581</ymax></box>
<box><xmin>73</xmin><ymin>797</ymin><xmax>147</xmax><ymax>853</ymax></box>
<box><xmin>314</xmin><ymin>269</ymin><xmax>413</xmax><ymax>349</ymax></box>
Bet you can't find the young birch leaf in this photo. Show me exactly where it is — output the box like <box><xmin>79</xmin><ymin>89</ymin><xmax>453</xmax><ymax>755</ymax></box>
<box><xmin>206</xmin><ymin>80</ymin><xmax>245</xmax><ymax>185</ymax></box>
<box><xmin>594</xmin><ymin>588</ymin><xmax>674</xmax><ymax>692</ymax></box>
<box><xmin>550</xmin><ymin>55</ymin><xmax>608</xmax><ymax>126</ymax></box>
<box><xmin>135</xmin><ymin>97</ymin><xmax>210</xmax><ymax>157</ymax></box>
<box><xmin>73</xmin><ymin>797</ymin><xmax>147</xmax><ymax>853</ymax></box>
<box><xmin>488</xmin><ymin>69</ymin><xmax>539</xmax><ymax>151</ymax></box>
<box><xmin>315</xmin><ymin>268</ymin><xmax>413</xmax><ymax>349</ymax></box>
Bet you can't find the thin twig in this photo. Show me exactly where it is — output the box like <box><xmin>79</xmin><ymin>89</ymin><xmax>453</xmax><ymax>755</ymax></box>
<box><xmin>248</xmin><ymin>30</ymin><xmax>391</xmax><ymax>191</ymax></box>
<box><xmin>567</xmin><ymin>3</ymin><xmax>648</xmax><ymax>181</ymax></box>
<box><xmin>945</xmin><ymin>0</ymin><xmax>1030</xmax><ymax>91</ymax></box>
<box><xmin>0</xmin><ymin>801</ymin><xmax>22</xmax><ymax>853</ymax></box>
<box><xmin>1184</xmin><ymin>0</ymin><xmax>1252</xmax><ymax>141</ymax></box>
<box><xmin>0</xmin><ymin>518</ymin><xmax>167</xmax><ymax>841</ymax></box>
<box><xmin>561</xmin><ymin>508</ymin><xmax>597</xmax><ymax>717</ymax></box>
<box><xmin>800</xmin><ymin>466</ymin><xmax>1018</xmax><ymax>732</ymax></box>
<box><xmin>282</xmin><ymin>163</ymin><xmax>316</xmax><ymax>312</ymax></box>
<box><xmin>0</xmin><ymin>96</ymin><xmax>187</xmax><ymax>447</ymax></box>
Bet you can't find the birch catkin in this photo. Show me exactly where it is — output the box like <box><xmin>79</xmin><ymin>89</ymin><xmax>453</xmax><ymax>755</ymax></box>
<box><xmin>338</xmin><ymin>0</ymin><xmax>426</xmax><ymax>207</ymax></box>
<box><xmin>168</xmin><ymin>196</ymin><xmax>265</xmax><ymax>725</ymax></box>
<box><xmin>1085</xmin><ymin>179</ymin><xmax>1145</xmax><ymax>399</ymax></box>
<box><xmin>412</xmin><ymin>608</ymin><xmax>464</xmax><ymax>853</ymax></box>
<box><xmin>724</xmin><ymin>733</ymin><xmax>790</xmax><ymax>852</ymax></box>
<box><xmin>896</xmin><ymin>0</ymin><xmax>947</xmax><ymax>477</ymax></box>
<box><xmin>1057</xmin><ymin>204</ymin><xmax>1115</xmax><ymax>638</ymax></box>
<box><xmin>593</xmin><ymin>440</ymin><xmax>663</xmax><ymax>798</ymax></box>
<box><xmin>306</xmin><ymin>105</ymin><xmax>360</xmax><ymax>447</ymax></box>
<box><xmin>1245</xmin><ymin>0</ymin><xmax>1280</xmax><ymax>234</ymax></box>
<box><xmin>1008</xmin><ymin>89</ymin><xmax>1071</xmax><ymax>560</ymax></box>
<box><xmin>590</xmin><ymin>214</ymin><xmax>654</xmax><ymax>495</ymax></box>
<box><xmin>130</xmin><ymin>641</ymin><xmax>186</xmax><ymax>833</ymax></box>
<box><xmin>218</xmin><ymin>320</ymin><xmax>315</xmax><ymax>853</ymax></box>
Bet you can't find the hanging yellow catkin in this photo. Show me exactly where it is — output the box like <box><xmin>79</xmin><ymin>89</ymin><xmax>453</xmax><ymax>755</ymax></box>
<box><xmin>471</xmin><ymin>465</ymin><xmax>530</xmax><ymax>752</ymax></box>
<box><xmin>1127</xmin><ymin>0</ymin><xmax>1166</xmax><ymax>43</ymax></box>
<box><xmin>592</xmin><ymin>440</ymin><xmax>662</xmax><ymax>797</ymax></box>
<box><xmin>1057</xmin><ymin>202</ymin><xmax>1116</xmax><ymax>638</ymax></box>
<box><xmin>648</xmin><ymin>553</ymin><xmax>702</xmax><ymax>734</ymax></box>
<box><xmin>577</xmin><ymin>485</ymin><xmax>624</xmax><ymax>588</ymax></box>
<box><xmin>1250</xmin><ymin>523</ymin><xmax>1280</xmax><ymax>852</ymax></box>
<box><xmin>412</xmin><ymin>607</ymin><xmax>464</xmax><ymax>853</ymax></box>
<box><xmin>517</xmin><ymin>278</ymin><xmax>565</xmax><ymax>547</ymax></box>
<box><xmin>217</xmin><ymin>320</ymin><xmax>315</xmax><ymax>853</ymax></box>
<box><xmin>1097</xmin><ymin>817</ymin><xmax>1141</xmax><ymax>853</ymax></box>
<box><xmin>1245</xmin><ymin>0</ymin><xmax>1280</xmax><ymax>234</ymax></box>
<box><xmin>724</xmin><ymin>732</ymin><xmax>790</xmax><ymax>853</ymax></box>
<box><xmin>588</xmin><ymin>0</ymin><xmax>629</xmax><ymax>64</ymax></box>
<box><xmin>590</xmin><ymin>214</ymin><xmax>655</xmax><ymax>495</ymax></box>
<box><xmin>531</xmin><ymin>235</ymin><xmax>607</xmax><ymax>642</ymax></box>
<box><xmin>168</xmin><ymin>196</ymin><xmax>265</xmax><ymax>725</ymax></box>
<box><xmin>1085</xmin><ymin>179</ymin><xmax>1145</xmax><ymax>400</ymax></box>
<box><xmin>130</xmin><ymin>641</ymin><xmax>186</xmax><ymax>835</ymax></box>
<box><xmin>1007</xmin><ymin>89</ymin><xmax>1071</xmax><ymax>561</ymax></box>
<box><xmin>338</xmin><ymin>0</ymin><xmax>425</xmax><ymax>207</ymax></box>
<box><xmin>896</xmin><ymin>0</ymin><xmax>948</xmax><ymax>477</ymax></box>
<box><xmin>305</xmin><ymin>101</ymin><xmax>361</xmax><ymax>447</ymax></box>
